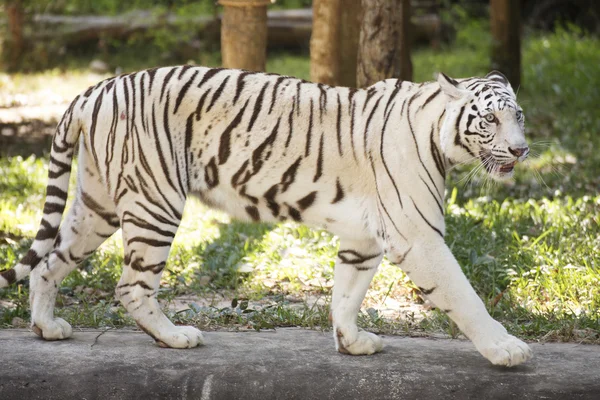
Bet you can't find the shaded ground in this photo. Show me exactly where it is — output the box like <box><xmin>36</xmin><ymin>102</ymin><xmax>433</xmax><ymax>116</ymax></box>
<box><xmin>1</xmin><ymin>328</ymin><xmax>599</xmax><ymax>400</ymax></box>
<box><xmin>0</xmin><ymin>106</ymin><xmax>59</xmax><ymax>156</ymax></box>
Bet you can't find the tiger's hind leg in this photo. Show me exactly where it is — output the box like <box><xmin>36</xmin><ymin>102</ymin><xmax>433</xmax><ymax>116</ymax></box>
<box><xmin>115</xmin><ymin>199</ymin><xmax>203</xmax><ymax>349</ymax></box>
<box><xmin>30</xmin><ymin>177</ymin><xmax>119</xmax><ymax>340</ymax></box>
<box><xmin>331</xmin><ymin>237</ymin><xmax>384</xmax><ymax>355</ymax></box>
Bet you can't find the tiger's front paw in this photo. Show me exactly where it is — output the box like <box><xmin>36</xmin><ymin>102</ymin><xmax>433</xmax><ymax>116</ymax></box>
<box><xmin>474</xmin><ymin>325</ymin><xmax>532</xmax><ymax>367</ymax></box>
<box><xmin>32</xmin><ymin>318</ymin><xmax>73</xmax><ymax>341</ymax></box>
<box><xmin>156</xmin><ymin>326</ymin><xmax>205</xmax><ymax>349</ymax></box>
<box><xmin>335</xmin><ymin>327</ymin><xmax>383</xmax><ymax>355</ymax></box>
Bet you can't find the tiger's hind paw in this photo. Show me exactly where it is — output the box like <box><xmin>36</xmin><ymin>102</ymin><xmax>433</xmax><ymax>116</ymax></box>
<box><xmin>336</xmin><ymin>328</ymin><xmax>383</xmax><ymax>355</ymax></box>
<box><xmin>155</xmin><ymin>326</ymin><xmax>205</xmax><ymax>349</ymax></box>
<box><xmin>32</xmin><ymin>318</ymin><xmax>73</xmax><ymax>341</ymax></box>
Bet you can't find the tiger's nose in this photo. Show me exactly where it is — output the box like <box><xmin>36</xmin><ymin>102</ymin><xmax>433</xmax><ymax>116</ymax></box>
<box><xmin>508</xmin><ymin>146</ymin><xmax>529</xmax><ymax>159</ymax></box>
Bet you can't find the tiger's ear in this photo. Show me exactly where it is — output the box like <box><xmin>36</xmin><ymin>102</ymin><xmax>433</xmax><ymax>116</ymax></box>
<box><xmin>437</xmin><ymin>72</ymin><xmax>468</xmax><ymax>100</ymax></box>
<box><xmin>485</xmin><ymin>70</ymin><xmax>514</xmax><ymax>93</ymax></box>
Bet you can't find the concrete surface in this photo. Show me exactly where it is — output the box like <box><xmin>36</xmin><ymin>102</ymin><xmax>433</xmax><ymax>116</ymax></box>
<box><xmin>0</xmin><ymin>328</ymin><xmax>599</xmax><ymax>399</ymax></box>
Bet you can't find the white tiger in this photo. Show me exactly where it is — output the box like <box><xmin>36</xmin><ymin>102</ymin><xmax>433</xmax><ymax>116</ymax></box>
<box><xmin>0</xmin><ymin>66</ymin><xmax>532</xmax><ymax>366</ymax></box>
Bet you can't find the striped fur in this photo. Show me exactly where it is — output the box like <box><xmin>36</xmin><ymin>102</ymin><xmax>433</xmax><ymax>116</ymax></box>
<box><xmin>0</xmin><ymin>67</ymin><xmax>531</xmax><ymax>366</ymax></box>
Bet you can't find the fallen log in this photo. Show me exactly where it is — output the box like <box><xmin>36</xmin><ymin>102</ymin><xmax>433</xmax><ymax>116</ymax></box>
<box><xmin>28</xmin><ymin>8</ymin><xmax>449</xmax><ymax>49</ymax></box>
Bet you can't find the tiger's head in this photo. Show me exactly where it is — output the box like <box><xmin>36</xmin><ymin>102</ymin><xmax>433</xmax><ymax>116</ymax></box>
<box><xmin>437</xmin><ymin>71</ymin><xmax>528</xmax><ymax>181</ymax></box>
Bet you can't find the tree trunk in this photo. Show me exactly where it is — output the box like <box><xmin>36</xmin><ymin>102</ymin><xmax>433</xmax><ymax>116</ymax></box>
<box><xmin>357</xmin><ymin>0</ymin><xmax>412</xmax><ymax>88</ymax></box>
<box><xmin>339</xmin><ymin>1</ymin><xmax>362</xmax><ymax>87</ymax></box>
<box><xmin>490</xmin><ymin>0</ymin><xmax>521</xmax><ymax>88</ymax></box>
<box><xmin>5</xmin><ymin>1</ymin><xmax>25</xmax><ymax>71</ymax></box>
<box><xmin>220</xmin><ymin>0</ymin><xmax>270</xmax><ymax>72</ymax></box>
<box><xmin>310</xmin><ymin>0</ymin><xmax>341</xmax><ymax>85</ymax></box>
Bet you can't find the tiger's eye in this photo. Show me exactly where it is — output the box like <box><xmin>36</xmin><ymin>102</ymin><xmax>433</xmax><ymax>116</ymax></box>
<box><xmin>516</xmin><ymin>110</ymin><xmax>523</xmax><ymax>120</ymax></box>
<box><xmin>484</xmin><ymin>113</ymin><xmax>496</xmax><ymax>123</ymax></box>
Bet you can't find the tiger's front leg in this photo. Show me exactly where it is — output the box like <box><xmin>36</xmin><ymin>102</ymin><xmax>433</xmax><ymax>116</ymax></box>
<box><xmin>390</xmin><ymin>234</ymin><xmax>532</xmax><ymax>366</ymax></box>
<box><xmin>115</xmin><ymin>207</ymin><xmax>204</xmax><ymax>349</ymax></box>
<box><xmin>331</xmin><ymin>237</ymin><xmax>384</xmax><ymax>355</ymax></box>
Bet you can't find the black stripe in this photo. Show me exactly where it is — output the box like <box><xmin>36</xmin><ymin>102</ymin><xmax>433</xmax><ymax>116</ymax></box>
<box><xmin>363</xmin><ymin>87</ymin><xmax>377</xmax><ymax>112</ymax></box>
<box><xmin>336</xmin><ymin>93</ymin><xmax>343</xmax><ymax>156</ymax></box>
<box><xmin>430</xmin><ymin>126</ymin><xmax>446</xmax><ymax>178</ymax></box>
<box><xmin>1</xmin><ymin>269</ymin><xmax>17</xmax><ymax>284</ymax></box>
<box><xmin>305</xmin><ymin>99</ymin><xmax>314</xmax><ymax>157</ymax></box>
<box><xmin>132</xmin><ymin>280</ymin><xmax>154</xmax><ymax>290</ymax></box>
<box><xmin>219</xmin><ymin>98</ymin><xmax>250</xmax><ymax>165</ymax></box>
<box><xmin>420</xmin><ymin>88</ymin><xmax>441</xmax><ymax>109</ymax></box>
<box><xmin>454</xmin><ymin>105</ymin><xmax>476</xmax><ymax>157</ymax></box>
<box><xmin>297</xmin><ymin>191</ymin><xmax>317</xmax><ymax>210</ymax></box>
<box><xmin>349</xmin><ymin>100</ymin><xmax>357</xmax><ymax>160</ymax></box>
<box><xmin>88</xmin><ymin>90</ymin><xmax>105</xmax><ymax>169</ymax></box>
<box><xmin>383</xmin><ymin>85</ymin><xmax>401</xmax><ymax>118</ymax></box>
<box><xmin>419</xmin><ymin>286</ymin><xmax>436</xmax><ymax>295</ymax></box>
<box><xmin>369</xmin><ymin>155</ymin><xmax>407</xmax><ymax>241</ymax></box>
<box><xmin>245</xmin><ymin>205</ymin><xmax>260</xmax><ymax>221</ymax></box>
<box><xmin>81</xmin><ymin>191</ymin><xmax>118</xmax><ymax>224</ymax></box>
<box><xmin>419</xmin><ymin>175</ymin><xmax>444</xmax><ymax>216</ymax></box>
<box><xmin>251</xmin><ymin>118</ymin><xmax>280</xmax><ymax>173</ymax></box>
<box><xmin>411</xmin><ymin>197</ymin><xmax>443</xmax><ymax>237</ymax></box>
<box><xmin>269</xmin><ymin>76</ymin><xmax>286</xmax><ymax>114</ymax></box>
<box><xmin>135</xmin><ymin>143</ymin><xmax>183</xmax><ymax>221</ymax></box>
<box><xmin>264</xmin><ymin>184</ymin><xmax>280</xmax><ymax>217</ymax></box>
<box><xmin>195</xmin><ymin>88</ymin><xmax>212</xmax><ymax>120</ymax></box>
<box><xmin>248</xmin><ymin>82</ymin><xmax>269</xmax><ymax>131</ymax></box>
<box><xmin>281</xmin><ymin>157</ymin><xmax>302</xmax><ymax>192</ymax></box>
<box><xmin>160</xmin><ymin>67</ymin><xmax>177</xmax><ymax>102</ymax></box>
<box><xmin>42</xmin><ymin>202</ymin><xmax>65</xmax><ymax>215</ymax></box>
<box><xmin>177</xmin><ymin>65</ymin><xmax>193</xmax><ymax>79</ymax></box>
<box><xmin>53</xmin><ymin>250</ymin><xmax>68</xmax><ymax>264</ymax></box>
<box><xmin>146</xmin><ymin>67</ymin><xmax>159</xmax><ymax>93</ymax></box>
<box><xmin>406</xmin><ymin>94</ymin><xmax>444</xmax><ymax>201</ymax></box>
<box><xmin>35</xmin><ymin>219</ymin><xmax>59</xmax><ymax>241</ymax></box>
<box><xmin>127</xmin><ymin>237</ymin><xmax>172</xmax><ymax>247</ymax></box>
<box><xmin>379</xmin><ymin>100</ymin><xmax>403</xmax><ymax>209</ymax></box>
<box><xmin>338</xmin><ymin>250</ymin><xmax>381</xmax><ymax>265</ymax></box>
<box><xmin>363</xmin><ymin>96</ymin><xmax>383</xmax><ymax>157</ymax></box>
<box><xmin>233</xmin><ymin>71</ymin><xmax>252</xmax><ymax>105</ymax></box>
<box><xmin>46</xmin><ymin>185</ymin><xmax>68</xmax><ymax>199</ymax></box>
<box><xmin>197</xmin><ymin>68</ymin><xmax>224</xmax><ymax>88</ymax></box>
<box><xmin>122</xmin><ymin>212</ymin><xmax>176</xmax><ymax>238</ymax></box>
<box><xmin>21</xmin><ymin>249</ymin><xmax>42</xmax><ymax>268</ymax></box>
<box><xmin>285</xmin><ymin>101</ymin><xmax>295</xmax><ymax>148</ymax></box>
<box><xmin>140</xmin><ymin>73</ymin><xmax>147</xmax><ymax>132</ymax></box>
<box><xmin>239</xmin><ymin>185</ymin><xmax>259</xmax><ymax>204</ymax></box>
<box><xmin>205</xmin><ymin>156</ymin><xmax>219</xmax><ymax>188</ymax></box>
<box><xmin>318</xmin><ymin>84</ymin><xmax>327</xmax><ymax>122</ymax></box>
<box><xmin>184</xmin><ymin>113</ymin><xmax>194</xmax><ymax>188</ymax></box>
<box><xmin>174</xmin><ymin>70</ymin><xmax>199</xmax><ymax>114</ymax></box>
<box><xmin>206</xmin><ymin>76</ymin><xmax>230</xmax><ymax>113</ymax></box>
<box><xmin>150</xmin><ymin>102</ymin><xmax>180</xmax><ymax>196</ymax></box>
<box><xmin>287</xmin><ymin>205</ymin><xmax>302</xmax><ymax>222</ymax></box>
<box><xmin>134</xmin><ymin>201</ymin><xmax>179</xmax><ymax>228</ymax></box>
<box><xmin>331</xmin><ymin>179</ymin><xmax>345</xmax><ymax>204</ymax></box>
<box><xmin>313</xmin><ymin>133</ymin><xmax>324</xmax><ymax>182</ymax></box>
<box><xmin>162</xmin><ymin>95</ymin><xmax>187</xmax><ymax>197</ymax></box>
<box><xmin>231</xmin><ymin>160</ymin><xmax>251</xmax><ymax>188</ymax></box>
<box><xmin>295</xmin><ymin>81</ymin><xmax>302</xmax><ymax>115</ymax></box>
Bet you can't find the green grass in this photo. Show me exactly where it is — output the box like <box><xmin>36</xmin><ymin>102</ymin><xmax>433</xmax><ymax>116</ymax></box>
<box><xmin>1</xmin><ymin>22</ymin><xmax>599</xmax><ymax>343</ymax></box>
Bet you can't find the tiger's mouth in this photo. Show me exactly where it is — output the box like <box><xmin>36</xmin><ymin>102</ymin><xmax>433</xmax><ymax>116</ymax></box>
<box><xmin>479</xmin><ymin>152</ymin><xmax>517</xmax><ymax>176</ymax></box>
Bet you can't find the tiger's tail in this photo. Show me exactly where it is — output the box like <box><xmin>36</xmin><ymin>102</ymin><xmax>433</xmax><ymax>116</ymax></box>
<box><xmin>0</xmin><ymin>95</ymin><xmax>84</xmax><ymax>288</ymax></box>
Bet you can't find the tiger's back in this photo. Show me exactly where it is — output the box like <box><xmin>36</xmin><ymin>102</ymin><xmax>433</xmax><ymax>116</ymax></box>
<box><xmin>83</xmin><ymin>66</ymin><xmax>396</xmax><ymax>235</ymax></box>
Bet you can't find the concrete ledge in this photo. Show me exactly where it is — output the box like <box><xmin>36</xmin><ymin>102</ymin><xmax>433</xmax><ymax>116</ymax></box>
<box><xmin>1</xmin><ymin>328</ymin><xmax>599</xmax><ymax>399</ymax></box>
